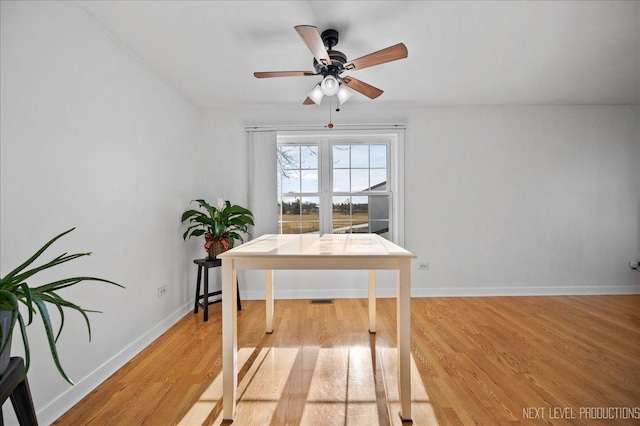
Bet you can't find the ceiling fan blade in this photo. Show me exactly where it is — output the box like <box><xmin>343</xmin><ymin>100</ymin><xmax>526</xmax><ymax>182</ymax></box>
<box><xmin>295</xmin><ymin>25</ymin><xmax>332</xmax><ymax>66</ymax></box>
<box><xmin>343</xmin><ymin>43</ymin><xmax>408</xmax><ymax>71</ymax></box>
<box><xmin>341</xmin><ymin>76</ymin><xmax>383</xmax><ymax>99</ymax></box>
<box><xmin>303</xmin><ymin>97</ymin><xmax>315</xmax><ymax>105</ymax></box>
<box><xmin>254</xmin><ymin>71</ymin><xmax>317</xmax><ymax>78</ymax></box>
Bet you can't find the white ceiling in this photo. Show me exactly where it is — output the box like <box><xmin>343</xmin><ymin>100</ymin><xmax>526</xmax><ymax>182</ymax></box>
<box><xmin>75</xmin><ymin>1</ymin><xmax>639</xmax><ymax>108</ymax></box>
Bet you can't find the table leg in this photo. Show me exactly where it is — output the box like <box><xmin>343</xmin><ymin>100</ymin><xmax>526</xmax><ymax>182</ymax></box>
<box><xmin>222</xmin><ymin>258</ymin><xmax>237</xmax><ymax>422</ymax></box>
<box><xmin>369</xmin><ymin>270</ymin><xmax>376</xmax><ymax>333</ymax></box>
<box><xmin>397</xmin><ymin>260</ymin><xmax>412</xmax><ymax>422</ymax></box>
<box><xmin>203</xmin><ymin>266</ymin><xmax>209</xmax><ymax>322</ymax></box>
<box><xmin>265</xmin><ymin>270</ymin><xmax>274</xmax><ymax>333</ymax></box>
<box><xmin>194</xmin><ymin>265</ymin><xmax>202</xmax><ymax>314</ymax></box>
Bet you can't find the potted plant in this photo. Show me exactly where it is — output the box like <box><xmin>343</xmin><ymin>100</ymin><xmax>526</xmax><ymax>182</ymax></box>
<box><xmin>181</xmin><ymin>198</ymin><xmax>254</xmax><ymax>259</ymax></box>
<box><xmin>0</xmin><ymin>228</ymin><xmax>123</xmax><ymax>385</ymax></box>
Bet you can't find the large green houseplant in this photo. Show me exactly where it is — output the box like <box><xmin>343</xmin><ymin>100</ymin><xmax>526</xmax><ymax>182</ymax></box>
<box><xmin>181</xmin><ymin>198</ymin><xmax>254</xmax><ymax>259</ymax></box>
<box><xmin>0</xmin><ymin>228</ymin><xmax>123</xmax><ymax>385</ymax></box>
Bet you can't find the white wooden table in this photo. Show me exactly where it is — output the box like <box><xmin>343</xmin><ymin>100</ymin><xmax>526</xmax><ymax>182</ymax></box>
<box><xmin>218</xmin><ymin>233</ymin><xmax>416</xmax><ymax>422</ymax></box>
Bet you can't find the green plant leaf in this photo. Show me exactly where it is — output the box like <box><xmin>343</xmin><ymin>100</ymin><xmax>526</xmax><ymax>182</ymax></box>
<box><xmin>227</xmin><ymin>205</ymin><xmax>252</xmax><ymax>215</ymax></box>
<box><xmin>180</xmin><ymin>209</ymin><xmax>202</xmax><ymax>222</ymax></box>
<box><xmin>32</xmin><ymin>295</ymin><xmax>75</xmax><ymax>385</ymax></box>
<box><xmin>186</xmin><ymin>229</ymin><xmax>206</xmax><ymax>239</ymax></box>
<box><xmin>43</xmin><ymin>294</ymin><xmax>65</xmax><ymax>343</ymax></box>
<box><xmin>10</xmin><ymin>252</ymin><xmax>92</xmax><ymax>286</ymax></box>
<box><xmin>38</xmin><ymin>291</ymin><xmax>95</xmax><ymax>342</ymax></box>
<box><xmin>0</xmin><ymin>228</ymin><xmax>75</xmax><ymax>284</ymax></box>
<box><xmin>15</xmin><ymin>282</ymin><xmax>34</xmax><ymax>326</ymax></box>
<box><xmin>34</xmin><ymin>277</ymin><xmax>123</xmax><ymax>293</ymax></box>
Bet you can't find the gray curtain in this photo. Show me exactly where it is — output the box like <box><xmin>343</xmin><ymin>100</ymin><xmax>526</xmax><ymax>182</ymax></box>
<box><xmin>247</xmin><ymin>130</ymin><xmax>277</xmax><ymax>237</ymax></box>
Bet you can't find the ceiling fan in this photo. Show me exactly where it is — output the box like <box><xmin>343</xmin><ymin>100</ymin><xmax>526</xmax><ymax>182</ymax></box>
<box><xmin>254</xmin><ymin>25</ymin><xmax>408</xmax><ymax>105</ymax></box>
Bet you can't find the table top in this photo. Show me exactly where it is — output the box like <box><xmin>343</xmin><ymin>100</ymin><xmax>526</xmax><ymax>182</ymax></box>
<box><xmin>217</xmin><ymin>234</ymin><xmax>416</xmax><ymax>259</ymax></box>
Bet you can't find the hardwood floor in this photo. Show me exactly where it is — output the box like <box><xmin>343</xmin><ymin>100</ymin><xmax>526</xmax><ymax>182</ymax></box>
<box><xmin>54</xmin><ymin>296</ymin><xmax>640</xmax><ymax>425</ymax></box>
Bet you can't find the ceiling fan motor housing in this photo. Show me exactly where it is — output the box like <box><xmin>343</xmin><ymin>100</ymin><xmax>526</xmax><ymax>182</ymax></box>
<box><xmin>321</xmin><ymin>29</ymin><xmax>339</xmax><ymax>49</ymax></box>
<box><xmin>314</xmin><ymin>52</ymin><xmax>347</xmax><ymax>76</ymax></box>
<box><xmin>312</xmin><ymin>29</ymin><xmax>347</xmax><ymax>76</ymax></box>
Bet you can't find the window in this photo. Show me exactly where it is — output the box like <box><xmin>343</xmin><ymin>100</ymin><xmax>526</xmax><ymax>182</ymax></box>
<box><xmin>276</xmin><ymin>130</ymin><xmax>404</xmax><ymax>243</ymax></box>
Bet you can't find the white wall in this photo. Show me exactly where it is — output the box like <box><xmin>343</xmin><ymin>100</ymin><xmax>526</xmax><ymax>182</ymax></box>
<box><xmin>1</xmin><ymin>2</ymin><xmax>201</xmax><ymax>424</ymax></box>
<box><xmin>1</xmin><ymin>2</ymin><xmax>638</xmax><ymax>424</ymax></box>
<box><xmin>201</xmin><ymin>103</ymin><xmax>640</xmax><ymax>298</ymax></box>
<box><xmin>405</xmin><ymin>105</ymin><xmax>640</xmax><ymax>295</ymax></box>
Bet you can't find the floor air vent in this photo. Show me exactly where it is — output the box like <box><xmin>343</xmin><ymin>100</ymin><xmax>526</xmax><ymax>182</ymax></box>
<box><xmin>309</xmin><ymin>299</ymin><xmax>334</xmax><ymax>305</ymax></box>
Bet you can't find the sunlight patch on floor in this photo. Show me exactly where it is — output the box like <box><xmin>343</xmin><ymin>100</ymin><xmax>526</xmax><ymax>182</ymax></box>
<box><xmin>179</xmin><ymin>346</ymin><xmax>438</xmax><ymax>425</ymax></box>
<box><xmin>300</xmin><ymin>347</ymin><xmax>379</xmax><ymax>425</ymax></box>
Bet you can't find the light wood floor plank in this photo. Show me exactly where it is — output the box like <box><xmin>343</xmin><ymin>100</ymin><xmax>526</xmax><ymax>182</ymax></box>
<box><xmin>54</xmin><ymin>296</ymin><xmax>640</xmax><ymax>425</ymax></box>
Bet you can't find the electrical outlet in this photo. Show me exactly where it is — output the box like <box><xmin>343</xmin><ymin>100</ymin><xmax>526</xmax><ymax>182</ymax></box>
<box><xmin>158</xmin><ymin>286</ymin><xmax>167</xmax><ymax>297</ymax></box>
<box><xmin>419</xmin><ymin>262</ymin><xmax>429</xmax><ymax>270</ymax></box>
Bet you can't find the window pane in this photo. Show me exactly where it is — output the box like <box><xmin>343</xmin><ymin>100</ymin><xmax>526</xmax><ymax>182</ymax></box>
<box><xmin>301</xmin><ymin>197</ymin><xmax>319</xmax><ymax>217</ymax></box>
<box><xmin>332</xmin><ymin>196</ymin><xmax>350</xmax><ymax>232</ymax></box>
<box><xmin>371</xmin><ymin>220</ymin><xmax>389</xmax><ymax>237</ymax></box>
<box><xmin>370</xmin><ymin>169</ymin><xmax>386</xmax><ymax>190</ymax></box>
<box><xmin>276</xmin><ymin>170</ymin><xmax>282</xmax><ymax>192</ymax></box>
<box><xmin>300</xmin><ymin>222</ymin><xmax>320</xmax><ymax>233</ymax></box>
<box><xmin>333</xmin><ymin>196</ymin><xmax>350</xmax><ymax>210</ymax></box>
<box><xmin>300</xmin><ymin>146</ymin><xmax>318</xmax><ymax>169</ymax></box>
<box><xmin>281</xmin><ymin>172</ymin><xmax>300</xmax><ymax>194</ymax></box>
<box><xmin>351</xmin><ymin>196</ymin><xmax>369</xmax><ymax>233</ymax></box>
<box><xmin>333</xmin><ymin>145</ymin><xmax>349</xmax><ymax>168</ymax></box>
<box><xmin>278</xmin><ymin>146</ymin><xmax>300</xmax><ymax>170</ymax></box>
<box><xmin>351</xmin><ymin>169</ymin><xmax>369</xmax><ymax>192</ymax></box>
<box><xmin>333</xmin><ymin>169</ymin><xmax>350</xmax><ymax>192</ymax></box>
<box><xmin>332</xmin><ymin>221</ymin><xmax>351</xmax><ymax>234</ymax></box>
<box><xmin>370</xmin><ymin>144</ymin><xmax>386</xmax><ymax>168</ymax></box>
<box><xmin>300</xmin><ymin>195</ymin><xmax>319</xmax><ymax>233</ymax></box>
<box><xmin>301</xmin><ymin>170</ymin><xmax>318</xmax><ymax>193</ymax></box>
<box><xmin>370</xmin><ymin>195</ymin><xmax>389</xmax><ymax>220</ymax></box>
<box><xmin>280</xmin><ymin>197</ymin><xmax>300</xmax><ymax>216</ymax></box>
<box><xmin>351</xmin><ymin>144</ymin><xmax>369</xmax><ymax>168</ymax></box>
<box><xmin>279</xmin><ymin>196</ymin><xmax>300</xmax><ymax>234</ymax></box>
<box><xmin>281</xmin><ymin>223</ymin><xmax>301</xmax><ymax>234</ymax></box>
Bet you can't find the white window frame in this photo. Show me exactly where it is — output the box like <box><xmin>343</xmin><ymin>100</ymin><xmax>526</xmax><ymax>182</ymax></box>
<box><xmin>277</xmin><ymin>129</ymin><xmax>405</xmax><ymax>246</ymax></box>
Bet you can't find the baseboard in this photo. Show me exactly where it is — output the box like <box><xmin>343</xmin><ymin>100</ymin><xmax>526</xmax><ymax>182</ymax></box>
<box><xmin>410</xmin><ymin>285</ymin><xmax>640</xmax><ymax>297</ymax></box>
<box><xmin>36</xmin><ymin>302</ymin><xmax>193</xmax><ymax>425</ymax></box>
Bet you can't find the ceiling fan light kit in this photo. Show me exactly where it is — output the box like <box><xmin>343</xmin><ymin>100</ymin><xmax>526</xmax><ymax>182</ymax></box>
<box><xmin>307</xmin><ymin>84</ymin><xmax>324</xmax><ymax>105</ymax></box>
<box><xmin>337</xmin><ymin>85</ymin><xmax>355</xmax><ymax>104</ymax></box>
<box><xmin>320</xmin><ymin>75</ymin><xmax>339</xmax><ymax>96</ymax></box>
<box><xmin>254</xmin><ymin>25</ymin><xmax>408</xmax><ymax>106</ymax></box>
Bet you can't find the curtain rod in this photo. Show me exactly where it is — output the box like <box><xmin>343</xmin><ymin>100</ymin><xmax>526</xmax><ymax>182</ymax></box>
<box><xmin>245</xmin><ymin>123</ymin><xmax>406</xmax><ymax>132</ymax></box>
